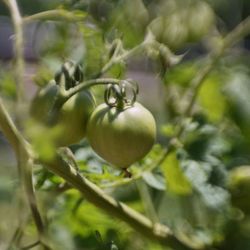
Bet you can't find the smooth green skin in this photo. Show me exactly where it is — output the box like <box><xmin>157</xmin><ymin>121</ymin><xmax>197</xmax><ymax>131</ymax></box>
<box><xmin>30</xmin><ymin>82</ymin><xmax>60</xmax><ymax>122</ymax></box>
<box><xmin>57</xmin><ymin>91</ymin><xmax>96</xmax><ymax>146</ymax></box>
<box><xmin>87</xmin><ymin>102</ymin><xmax>156</xmax><ymax>168</ymax></box>
<box><xmin>30</xmin><ymin>82</ymin><xmax>96</xmax><ymax>146</ymax></box>
<box><xmin>228</xmin><ymin>166</ymin><xmax>250</xmax><ymax>215</ymax></box>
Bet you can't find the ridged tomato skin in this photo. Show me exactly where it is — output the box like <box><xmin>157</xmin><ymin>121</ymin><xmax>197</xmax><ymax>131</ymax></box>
<box><xmin>87</xmin><ymin>102</ymin><xmax>156</xmax><ymax>168</ymax></box>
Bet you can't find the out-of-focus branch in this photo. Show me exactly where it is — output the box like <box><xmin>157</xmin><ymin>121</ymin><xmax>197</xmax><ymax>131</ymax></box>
<box><xmin>3</xmin><ymin>1</ymin><xmax>50</xmax><ymax>249</ymax></box>
<box><xmin>23</xmin><ymin>9</ymin><xmax>87</xmax><ymax>23</ymax></box>
<box><xmin>0</xmin><ymin>96</ymin><xmax>202</xmax><ymax>250</ymax></box>
<box><xmin>3</xmin><ymin>0</ymin><xmax>25</xmax><ymax>102</ymax></box>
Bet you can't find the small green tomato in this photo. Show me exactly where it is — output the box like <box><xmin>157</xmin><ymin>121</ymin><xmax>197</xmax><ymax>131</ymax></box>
<box><xmin>87</xmin><ymin>95</ymin><xmax>156</xmax><ymax>169</ymax></box>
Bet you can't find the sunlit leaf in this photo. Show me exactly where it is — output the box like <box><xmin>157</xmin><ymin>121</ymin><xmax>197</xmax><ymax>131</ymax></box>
<box><xmin>198</xmin><ymin>74</ymin><xmax>227</xmax><ymax>122</ymax></box>
<box><xmin>161</xmin><ymin>151</ymin><xmax>192</xmax><ymax>195</ymax></box>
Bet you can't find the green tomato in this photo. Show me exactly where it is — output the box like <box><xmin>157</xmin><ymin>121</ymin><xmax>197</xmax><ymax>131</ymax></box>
<box><xmin>149</xmin><ymin>14</ymin><xmax>188</xmax><ymax>50</ymax></box>
<box><xmin>56</xmin><ymin>90</ymin><xmax>96</xmax><ymax>146</ymax></box>
<box><xmin>30</xmin><ymin>81</ymin><xmax>96</xmax><ymax>146</ymax></box>
<box><xmin>30</xmin><ymin>81</ymin><xmax>60</xmax><ymax>122</ymax></box>
<box><xmin>187</xmin><ymin>1</ymin><xmax>215</xmax><ymax>42</ymax></box>
<box><xmin>228</xmin><ymin>166</ymin><xmax>250</xmax><ymax>215</ymax></box>
<box><xmin>86</xmin><ymin>102</ymin><xmax>156</xmax><ymax>169</ymax></box>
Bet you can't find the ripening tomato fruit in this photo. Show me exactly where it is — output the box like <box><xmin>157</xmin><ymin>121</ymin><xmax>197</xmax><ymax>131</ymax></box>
<box><xmin>86</xmin><ymin>102</ymin><xmax>156</xmax><ymax>169</ymax></box>
<box><xmin>30</xmin><ymin>81</ymin><xmax>96</xmax><ymax>146</ymax></box>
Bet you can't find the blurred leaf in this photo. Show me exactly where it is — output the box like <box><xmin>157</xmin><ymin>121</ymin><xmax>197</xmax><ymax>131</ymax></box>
<box><xmin>107</xmin><ymin>0</ymin><xmax>148</xmax><ymax>48</ymax></box>
<box><xmin>198</xmin><ymin>74</ymin><xmax>227</xmax><ymax>122</ymax></box>
<box><xmin>225</xmin><ymin>68</ymin><xmax>250</xmax><ymax>140</ymax></box>
<box><xmin>142</xmin><ymin>171</ymin><xmax>166</xmax><ymax>191</ymax></box>
<box><xmin>0</xmin><ymin>73</ymin><xmax>16</xmax><ymax>98</ymax></box>
<box><xmin>164</xmin><ymin>62</ymin><xmax>196</xmax><ymax>86</ymax></box>
<box><xmin>109</xmin><ymin>241</ymin><xmax>119</xmax><ymax>250</ymax></box>
<box><xmin>83</xmin><ymin>29</ymin><xmax>106</xmax><ymax>77</ymax></box>
<box><xmin>24</xmin><ymin>119</ymin><xmax>62</xmax><ymax>161</ymax></box>
<box><xmin>108</xmin><ymin>63</ymin><xmax>126</xmax><ymax>79</ymax></box>
<box><xmin>33</xmin><ymin>65</ymin><xmax>54</xmax><ymax>87</ymax></box>
<box><xmin>181</xmin><ymin>159</ymin><xmax>229</xmax><ymax>210</ymax></box>
<box><xmin>161</xmin><ymin>151</ymin><xmax>192</xmax><ymax>195</ymax></box>
<box><xmin>160</xmin><ymin>123</ymin><xmax>176</xmax><ymax>137</ymax></box>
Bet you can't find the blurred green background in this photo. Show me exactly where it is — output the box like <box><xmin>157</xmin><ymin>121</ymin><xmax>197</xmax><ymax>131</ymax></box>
<box><xmin>0</xmin><ymin>0</ymin><xmax>250</xmax><ymax>249</ymax></box>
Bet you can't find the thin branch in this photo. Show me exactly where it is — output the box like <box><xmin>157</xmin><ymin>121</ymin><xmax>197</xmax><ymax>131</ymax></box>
<box><xmin>3</xmin><ymin>1</ymin><xmax>50</xmax><ymax>248</ymax></box>
<box><xmin>94</xmin><ymin>41</ymin><xmax>147</xmax><ymax>78</ymax></box>
<box><xmin>0</xmin><ymin>98</ymin><xmax>202</xmax><ymax>250</ymax></box>
<box><xmin>0</xmin><ymin>100</ymin><xmax>51</xmax><ymax>249</ymax></box>
<box><xmin>23</xmin><ymin>9</ymin><xmax>87</xmax><ymax>23</ymax></box>
<box><xmin>21</xmin><ymin>240</ymin><xmax>40</xmax><ymax>250</ymax></box>
<box><xmin>223</xmin><ymin>16</ymin><xmax>250</xmax><ymax>48</ymax></box>
<box><xmin>136</xmin><ymin>180</ymin><xmax>159</xmax><ymax>223</ymax></box>
<box><xmin>4</xmin><ymin>0</ymin><xmax>25</xmax><ymax>102</ymax></box>
<box><xmin>43</xmin><ymin>154</ymin><xmax>198</xmax><ymax>250</ymax></box>
<box><xmin>66</xmin><ymin>78</ymin><xmax>122</xmax><ymax>98</ymax></box>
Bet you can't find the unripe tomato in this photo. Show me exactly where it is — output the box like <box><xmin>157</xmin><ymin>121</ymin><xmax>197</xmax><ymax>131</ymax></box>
<box><xmin>228</xmin><ymin>166</ymin><xmax>250</xmax><ymax>215</ymax></box>
<box><xmin>30</xmin><ymin>81</ymin><xmax>96</xmax><ymax>146</ymax></box>
<box><xmin>86</xmin><ymin>102</ymin><xmax>156</xmax><ymax>169</ymax></box>
<box><xmin>187</xmin><ymin>1</ymin><xmax>215</xmax><ymax>42</ymax></box>
<box><xmin>149</xmin><ymin>14</ymin><xmax>188</xmax><ymax>50</ymax></box>
<box><xmin>56</xmin><ymin>90</ymin><xmax>96</xmax><ymax>146</ymax></box>
<box><xmin>30</xmin><ymin>80</ymin><xmax>59</xmax><ymax>122</ymax></box>
<box><xmin>149</xmin><ymin>1</ymin><xmax>215</xmax><ymax>49</ymax></box>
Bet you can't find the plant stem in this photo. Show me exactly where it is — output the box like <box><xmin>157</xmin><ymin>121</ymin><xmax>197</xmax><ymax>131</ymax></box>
<box><xmin>47</xmin><ymin>78</ymin><xmax>122</xmax><ymax>121</ymax></box>
<box><xmin>43</xmin><ymin>154</ymin><xmax>198</xmax><ymax>250</ymax></box>
<box><xmin>3</xmin><ymin>1</ymin><xmax>49</xmax><ymax>248</ymax></box>
<box><xmin>0</xmin><ymin>99</ymin><xmax>51</xmax><ymax>249</ymax></box>
<box><xmin>95</xmin><ymin>41</ymin><xmax>147</xmax><ymax>78</ymax></box>
<box><xmin>22</xmin><ymin>9</ymin><xmax>86</xmax><ymax>23</ymax></box>
<box><xmin>21</xmin><ymin>240</ymin><xmax>40</xmax><ymax>250</ymax></box>
<box><xmin>66</xmin><ymin>78</ymin><xmax>122</xmax><ymax>98</ymax></box>
<box><xmin>4</xmin><ymin>0</ymin><xmax>25</xmax><ymax>102</ymax></box>
<box><xmin>136</xmin><ymin>180</ymin><xmax>159</xmax><ymax>223</ymax></box>
<box><xmin>0</xmin><ymin>97</ymin><xmax>202</xmax><ymax>250</ymax></box>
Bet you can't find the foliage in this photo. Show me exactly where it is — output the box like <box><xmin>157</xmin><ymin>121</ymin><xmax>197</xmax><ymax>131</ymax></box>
<box><xmin>0</xmin><ymin>0</ymin><xmax>250</xmax><ymax>250</ymax></box>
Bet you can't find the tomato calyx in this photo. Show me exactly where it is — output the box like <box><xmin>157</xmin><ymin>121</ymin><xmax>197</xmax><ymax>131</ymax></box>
<box><xmin>55</xmin><ymin>60</ymin><xmax>84</xmax><ymax>90</ymax></box>
<box><xmin>104</xmin><ymin>79</ymin><xmax>139</xmax><ymax>110</ymax></box>
<box><xmin>123</xmin><ymin>168</ymin><xmax>132</xmax><ymax>178</ymax></box>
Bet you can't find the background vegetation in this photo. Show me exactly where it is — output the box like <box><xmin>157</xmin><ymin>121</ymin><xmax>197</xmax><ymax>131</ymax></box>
<box><xmin>0</xmin><ymin>0</ymin><xmax>250</xmax><ymax>249</ymax></box>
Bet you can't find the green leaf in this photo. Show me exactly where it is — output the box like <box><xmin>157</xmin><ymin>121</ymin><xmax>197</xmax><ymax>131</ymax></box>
<box><xmin>198</xmin><ymin>74</ymin><xmax>227</xmax><ymax>122</ymax></box>
<box><xmin>161</xmin><ymin>151</ymin><xmax>192</xmax><ymax>195</ymax></box>
<box><xmin>142</xmin><ymin>171</ymin><xmax>166</xmax><ymax>191</ymax></box>
<box><xmin>0</xmin><ymin>73</ymin><xmax>16</xmax><ymax>98</ymax></box>
<box><xmin>181</xmin><ymin>159</ymin><xmax>229</xmax><ymax>210</ymax></box>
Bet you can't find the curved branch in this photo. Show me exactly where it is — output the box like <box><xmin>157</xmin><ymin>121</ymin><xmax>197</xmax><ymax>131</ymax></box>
<box><xmin>0</xmin><ymin>98</ymin><xmax>202</xmax><ymax>250</ymax></box>
<box><xmin>23</xmin><ymin>9</ymin><xmax>86</xmax><ymax>23</ymax></box>
<box><xmin>66</xmin><ymin>78</ymin><xmax>122</xmax><ymax>99</ymax></box>
<box><xmin>43</xmin><ymin>154</ymin><xmax>198</xmax><ymax>250</ymax></box>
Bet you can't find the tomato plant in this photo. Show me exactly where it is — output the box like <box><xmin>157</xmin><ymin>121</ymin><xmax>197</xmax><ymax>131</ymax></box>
<box><xmin>30</xmin><ymin>62</ymin><xmax>96</xmax><ymax>146</ymax></box>
<box><xmin>0</xmin><ymin>0</ymin><xmax>250</xmax><ymax>250</ymax></box>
